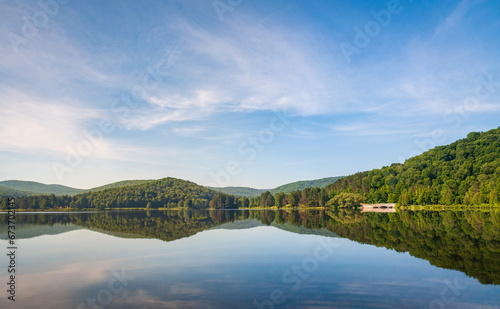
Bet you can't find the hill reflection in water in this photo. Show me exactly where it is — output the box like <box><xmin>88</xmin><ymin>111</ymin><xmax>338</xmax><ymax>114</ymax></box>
<box><xmin>2</xmin><ymin>209</ymin><xmax>498</xmax><ymax>285</ymax></box>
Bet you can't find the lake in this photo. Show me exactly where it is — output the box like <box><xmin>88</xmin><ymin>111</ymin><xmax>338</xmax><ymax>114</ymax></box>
<box><xmin>1</xmin><ymin>209</ymin><xmax>499</xmax><ymax>308</ymax></box>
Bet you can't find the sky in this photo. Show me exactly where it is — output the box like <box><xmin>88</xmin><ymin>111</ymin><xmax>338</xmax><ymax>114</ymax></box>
<box><xmin>0</xmin><ymin>0</ymin><xmax>499</xmax><ymax>189</ymax></box>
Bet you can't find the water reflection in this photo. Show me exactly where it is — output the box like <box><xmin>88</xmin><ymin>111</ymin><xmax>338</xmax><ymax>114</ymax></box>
<box><xmin>2</xmin><ymin>209</ymin><xmax>499</xmax><ymax>285</ymax></box>
<box><xmin>0</xmin><ymin>209</ymin><xmax>498</xmax><ymax>308</ymax></box>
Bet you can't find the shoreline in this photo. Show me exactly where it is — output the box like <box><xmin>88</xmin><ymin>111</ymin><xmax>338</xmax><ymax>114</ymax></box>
<box><xmin>1</xmin><ymin>204</ymin><xmax>499</xmax><ymax>213</ymax></box>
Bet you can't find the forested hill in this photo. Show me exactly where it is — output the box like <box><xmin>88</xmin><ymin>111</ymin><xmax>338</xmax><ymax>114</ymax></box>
<box><xmin>206</xmin><ymin>186</ymin><xmax>266</xmax><ymax>197</ymax></box>
<box><xmin>207</xmin><ymin>176</ymin><xmax>344</xmax><ymax>197</ymax></box>
<box><xmin>0</xmin><ymin>185</ymin><xmax>32</xmax><ymax>198</ymax></box>
<box><xmin>3</xmin><ymin>127</ymin><xmax>499</xmax><ymax>209</ymax></box>
<box><xmin>269</xmin><ymin>176</ymin><xmax>344</xmax><ymax>195</ymax></box>
<box><xmin>0</xmin><ymin>180</ymin><xmax>83</xmax><ymax>196</ymax></box>
<box><xmin>326</xmin><ymin>127</ymin><xmax>500</xmax><ymax>205</ymax></box>
<box><xmin>74</xmin><ymin>177</ymin><xmax>239</xmax><ymax>209</ymax></box>
<box><xmin>5</xmin><ymin>177</ymin><xmax>239</xmax><ymax>210</ymax></box>
<box><xmin>87</xmin><ymin>179</ymin><xmax>155</xmax><ymax>192</ymax></box>
<box><xmin>0</xmin><ymin>179</ymin><xmax>155</xmax><ymax>197</ymax></box>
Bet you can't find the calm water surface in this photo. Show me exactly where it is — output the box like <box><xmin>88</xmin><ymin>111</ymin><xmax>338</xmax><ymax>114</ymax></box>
<box><xmin>0</xmin><ymin>209</ymin><xmax>499</xmax><ymax>308</ymax></box>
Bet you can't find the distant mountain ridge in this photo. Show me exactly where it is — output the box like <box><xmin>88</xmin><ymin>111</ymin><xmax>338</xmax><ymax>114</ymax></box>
<box><xmin>1</xmin><ymin>176</ymin><xmax>344</xmax><ymax>198</ymax></box>
<box><xmin>0</xmin><ymin>180</ymin><xmax>84</xmax><ymax>197</ymax></box>
<box><xmin>269</xmin><ymin>176</ymin><xmax>345</xmax><ymax>195</ymax></box>
<box><xmin>0</xmin><ymin>185</ymin><xmax>32</xmax><ymax>198</ymax></box>
<box><xmin>205</xmin><ymin>186</ymin><xmax>266</xmax><ymax>197</ymax></box>
<box><xmin>3</xmin><ymin>127</ymin><xmax>499</xmax><ymax>208</ymax></box>
<box><xmin>0</xmin><ymin>179</ymin><xmax>155</xmax><ymax>198</ymax></box>
<box><xmin>208</xmin><ymin>176</ymin><xmax>345</xmax><ymax>197</ymax></box>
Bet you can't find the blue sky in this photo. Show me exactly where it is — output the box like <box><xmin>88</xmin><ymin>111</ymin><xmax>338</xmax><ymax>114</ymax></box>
<box><xmin>0</xmin><ymin>0</ymin><xmax>499</xmax><ymax>189</ymax></box>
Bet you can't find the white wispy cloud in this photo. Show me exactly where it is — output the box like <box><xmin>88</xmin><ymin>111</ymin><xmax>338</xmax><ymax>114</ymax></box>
<box><xmin>435</xmin><ymin>0</ymin><xmax>482</xmax><ymax>35</ymax></box>
<box><xmin>3</xmin><ymin>0</ymin><xmax>494</xmax><ymax>136</ymax></box>
<box><xmin>111</xmin><ymin>12</ymin><xmax>352</xmax><ymax>130</ymax></box>
<box><xmin>0</xmin><ymin>89</ymin><xmax>138</xmax><ymax>164</ymax></box>
<box><xmin>0</xmin><ymin>88</ymin><xmax>100</xmax><ymax>154</ymax></box>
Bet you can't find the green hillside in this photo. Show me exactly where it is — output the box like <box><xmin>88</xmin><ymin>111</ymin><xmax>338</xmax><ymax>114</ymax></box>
<box><xmin>0</xmin><ymin>180</ymin><xmax>83</xmax><ymax>196</ymax></box>
<box><xmin>0</xmin><ymin>185</ymin><xmax>32</xmax><ymax>198</ymax></box>
<box><xmin>3</xmin><ymin>127</ymin><xmax>499</xmax><ymax>209</ymax></box>
<box><xmin>77</xmin><ymin>177</ymin><xmax>237</xmax><ymax>209</ymax></box>
<box><xmin>0</xmin><ymin>179</ymin><xmax>155</xmax><ymax>198</ymax></box>
<box><xmin>4</xmin><ymin>177</ymin><xmax>239</xmax><ymax>210</ymax></box>
<box><xmin>87</xmin><ymin>179</ymin><xmax>155</xmax><ymax>192</ymax></box>
<box><xmin>207</xmin><ymin>186</ymin><xmax>266</xmax><ymax>197</ymax></box>
<box><xmin>269</xmin><ymin>176</ymin><xmax>344</xmax><ymax>195</ymax></box>
<box><xmin>207</xmin><ymin>176</ymin><xmax>344</xmax><ymax>197</ymax></box>
<box><xmin>326</xmin><ymin>127</ymin><xmax>500</xmax><ymax>206</ymax></box>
